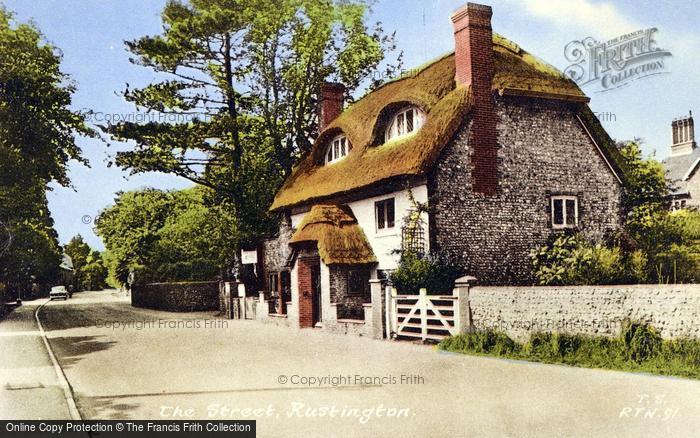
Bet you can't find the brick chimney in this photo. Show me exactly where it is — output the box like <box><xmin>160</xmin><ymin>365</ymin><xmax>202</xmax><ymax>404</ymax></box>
<box><xmin>318</xmin><ymin>82</ymin><xmax>346</xmax><ymax>131</ymax></box>
<box><xmin>451</xmin><ymin>3</ymin><xmax>497</xmax><ymax>196</ymax></box>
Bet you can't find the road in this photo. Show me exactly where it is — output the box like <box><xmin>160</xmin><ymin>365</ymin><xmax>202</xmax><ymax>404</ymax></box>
<box><xmin>1</xmin><ymin>289</ymin><xmax>699</xmax><ymax>437</ymax></box>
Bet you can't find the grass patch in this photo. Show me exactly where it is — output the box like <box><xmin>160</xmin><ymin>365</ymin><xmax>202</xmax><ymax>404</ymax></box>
<box><xmin>438</xmin><ymin>321</ymin><xmax>700</xmax><ymax>379</ymax></box>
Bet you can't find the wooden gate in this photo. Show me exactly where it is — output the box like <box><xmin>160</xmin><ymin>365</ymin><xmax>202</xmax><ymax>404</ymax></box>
<box><xmin>389</xmin><ymin>288</ymin><xmax>459</xmax><ymax>341</ymax></box>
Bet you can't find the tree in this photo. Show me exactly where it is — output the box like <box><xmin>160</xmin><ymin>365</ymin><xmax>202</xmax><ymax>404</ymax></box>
<box><xmin>618</xmin><ymin>140</ymin><xmax>675</xmax><ymax>256</ymax></box>
<box><xmin>80</xmin><ymin>250</ymin><xmax>108</xmax><ymax>291</ymax></box>
<box><xmin>105</xmin><ymin>0</ymin><xmax>398</xmax><ymax>271</ymax></box>
<box><xmin>0</xmin><ymin>9</ymin><xmax>92</xmax><ymax>186</ymax></box>
<box><xmin>0</xmin><ymin>9</ymin><xmax>92</xmax><ymax>296</ymax></box>
<box><xmin>63</xmin><ymin>235</ymin><xmax>107</xmax><ymax>292</ymax></box>
<box><xmin>95</xmin><ymin>187</ymin><xmax>237</xmax><ymax>284</ymax></box>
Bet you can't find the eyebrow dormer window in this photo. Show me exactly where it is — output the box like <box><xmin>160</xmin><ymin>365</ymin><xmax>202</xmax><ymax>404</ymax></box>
<box><xmin>384</xmin><ymin>106</ymin><xmax>426</xmax><ymax>142</ymax></box>
<box><xmin>325</xmin><ymin>135</ymin><xmax>351</xmax><ymax>164</ymax></box>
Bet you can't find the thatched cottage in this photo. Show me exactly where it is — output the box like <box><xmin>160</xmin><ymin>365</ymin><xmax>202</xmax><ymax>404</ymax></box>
<box><xmin>258</xmin><ymin>3</ymin><xmax>627</xmax><ymax>330</ymax></box>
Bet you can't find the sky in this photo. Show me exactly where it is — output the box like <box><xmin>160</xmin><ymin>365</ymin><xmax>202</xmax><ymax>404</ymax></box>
<box><xmin>3</xmin><ymin>0</ymin><xmax>699</xmax><ymax>250</ymax></box>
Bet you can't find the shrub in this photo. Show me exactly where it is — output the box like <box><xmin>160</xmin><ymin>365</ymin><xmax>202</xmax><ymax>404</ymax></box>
<box><xmin>652</xmin><ymin>244</ymin><xmax>700</xmax><ymax>284</ymax></box>
<box><xmin>390</xmin><ymin>252</ymin><xmax>459</xmax><ymax>294</ymax></box>
<box><xmin>621</xmin><ymin>321</ymin><xmax>662</xmax><ymax>363</ymax></box>
<box><xmin>530</xmin><ymin>234</ymin><xmax>628</xmax><ymax>285</ymax></box>
<box><xmin>438</xmin><ymin>330</ymin><xmax>519</xmax><ymax>356</ymax></box>
<box><xmin>626</xmin><ymin>250</ymin><xmax>648</xmax><ymax>283</ymax></box>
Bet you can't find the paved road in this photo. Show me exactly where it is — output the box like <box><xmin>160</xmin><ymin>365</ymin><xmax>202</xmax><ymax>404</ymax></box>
<box><xmin>2</xmin><ymin>290</ymin><xmax>699</xmax><ymax>437</ymax></box>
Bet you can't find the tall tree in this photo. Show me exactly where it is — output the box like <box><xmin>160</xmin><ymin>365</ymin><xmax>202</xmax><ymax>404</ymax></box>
<box><xmin>106</xmin><ymin>0</ymin><xmax>398</xmax><ymax>269</ymax></box>
<box><xmin>0</xmin><ymin>9</ymin><xmax>92</xmax><ymax>295</ymax></box>
<box><xmin>95</xmin><ymin>187</ymin><xmax>238</xmax><ymax>284</ymax></box>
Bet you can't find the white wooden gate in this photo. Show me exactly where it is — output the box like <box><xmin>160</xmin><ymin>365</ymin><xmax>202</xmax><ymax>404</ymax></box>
<box><xmin>388</xmin><ymin>288</ymin><xmax>460</xmax><ymax>341</ymax></box>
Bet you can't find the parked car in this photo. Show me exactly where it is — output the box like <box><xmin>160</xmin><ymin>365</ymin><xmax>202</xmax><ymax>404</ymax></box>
<box><xmin>49</xmin><ymin>286</ymin><xmax>69</xmax><ymax>301</ymax></box>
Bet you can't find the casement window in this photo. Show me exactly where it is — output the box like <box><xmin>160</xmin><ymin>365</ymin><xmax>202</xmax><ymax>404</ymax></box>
<box><xmin>268</xmin><ymin>273</ymin><xmax>279</xmax><ymax>294</ymax></box>
<box><xmin>347</xmin><ymin>270</ymin><xmax>369</xmax><ymax>296</ymax></box>
<box><xmin>375</xmin><ymin>198</ymin><xmax>395</xmax><ymax>231</ymax></box>
<box><xmin>324</xmin><ymin>134</ymin><xmax>351</xmax><ymax>164</ymax></box>
<box><xmin>384</xmin><ymin>107</ymin><xmax>426</xmax><ymax>142</ymax></box>
<box><xmin>551</xmin><ymin>195</ymin><xmax>578</xmax><ymax>229</ymax></box>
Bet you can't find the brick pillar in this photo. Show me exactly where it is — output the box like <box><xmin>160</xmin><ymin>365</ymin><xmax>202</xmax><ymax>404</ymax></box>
<box><xmin>318</xmin><ymin>82</ymin><xmax>345</xmax><ymax>131</ymax></box>
<box><xmin>451</xmin><ymin>2</ymin><xmax>498</xmax><ymax>196</ymax></box>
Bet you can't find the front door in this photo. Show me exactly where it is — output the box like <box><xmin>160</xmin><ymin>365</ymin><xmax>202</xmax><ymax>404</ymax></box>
<box><xmin>310</xmin><ymin>264</ymin><xmax>322</xmax><ymax>326</ymax></box>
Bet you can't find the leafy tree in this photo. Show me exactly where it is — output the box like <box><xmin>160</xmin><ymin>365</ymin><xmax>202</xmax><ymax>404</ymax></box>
<box><xmin>0</xmin><ymin>9</ymin><xmax>93</xmax><ymax>186</ymax></box>
<box><xmin>618</xmin><ymin>140</ymin><xmax>669</xmax><ymax>212</ymax></box>
<box><xmin>105</xmin><ymin>0</ymin><xmax>398</xmax><ymax>271</ymax></box>
<box><xmin>0</xmin><ymin>9</ymin><xmax>91</xmax><ymax>295</ymax></box>
<box><xmin>63</xmin><ymin>235</ymin><xmax>107</xmax><ymax>292</ymax></box>
<box><xmin>617</xmin><ymin>140</ymin><xmax>673</xmax><ymax>254</ymax></box>
<box><xmin>95</xmin><ymin>187</ymin><xmax>237</xmax><ymax>284</ymax></box>
<box><xmin>95</xmin><ymin>189</ymin><xmax>180</xmax><ymax>285</ymax></box>
<box><xmin>80</xmin><ymin>250</ymin><xmax>108</xmax><ymax>291</ymax></box>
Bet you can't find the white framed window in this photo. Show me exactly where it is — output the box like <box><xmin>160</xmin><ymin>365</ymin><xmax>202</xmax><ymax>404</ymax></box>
<box><xmin>375</xmin><ymin>198</ymin><xmax>395</xmax><ymax>231</ymax></box>
<box><xmin>324</xmin><ymin>135</ymin><xmax>351</xmax><ymax>164</ymax></box>
<box><xmin>384</xmin><ymin>106</ymin><xmax>426</xmax><ymax>142</ymax></box>
<box><xmin>551</xmin><ymin>195</ymin><xmax>578</xmax><ymax>229</ymax></box>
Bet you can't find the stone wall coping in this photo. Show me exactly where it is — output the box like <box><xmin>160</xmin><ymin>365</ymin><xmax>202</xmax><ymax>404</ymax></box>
<box><xmin>139</xmin><ymin>280</ymin><xmax>219</xmax><ymax>286</ymax></box>
<box><xmin>470</xmin><ymin>284</ymin><xmax>699</xmax><ymax>291</ymax></box>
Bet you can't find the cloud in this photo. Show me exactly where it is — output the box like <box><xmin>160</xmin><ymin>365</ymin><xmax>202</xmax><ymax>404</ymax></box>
<box><xmin>513</xmin><ymin>0</ymin><xmax>638</xmax><ymax>39</ymax></box>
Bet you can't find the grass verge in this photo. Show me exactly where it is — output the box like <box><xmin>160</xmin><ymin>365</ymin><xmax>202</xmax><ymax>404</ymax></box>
<box><xmin>438</xmin><ymin>321</ymin><xmax>700</xmax><ymax>379</ymax></box>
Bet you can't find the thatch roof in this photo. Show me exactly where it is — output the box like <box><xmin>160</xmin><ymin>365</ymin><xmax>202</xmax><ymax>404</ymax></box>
<box><xmin>289</xmin><ymin>205</ymin><xmax>377</xmax><ymax>265</ymax></box>
<box><xmin>271</xmin><ymin>34</ymin><xmax>609</xmax><ymax>211</ymax></box>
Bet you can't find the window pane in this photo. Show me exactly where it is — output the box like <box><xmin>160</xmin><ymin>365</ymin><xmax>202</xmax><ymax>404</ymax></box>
<box><xmin>269</xmin><ymin>273</ymin><xmax>278</xmax><ymax>292</ymax></box>
<box><xmin>333</xmin><ymin>142</ymin><xmax>339</xmax><ymax>159</ymax></box>
<box><xmin>565</xmin><ymin>199</ymin><xmax>576</xmax><ymax>226</ymax></box>
<box><xmin>552</xmin><ymin>199</ymin><xmax>564</xmax><ymax>225</ymax></box>
<box><xmin>376</xmin><ymin>202</ymin><xmax>385</xmax><ymax>229</ymax></box>
<box><xmin>397</xmin><ymin>112</ymin><xmax>405</xmax><ymax>135</ymax></box>
<box><xmin>386</xmin><ymin>199</ymin><xmax>395</xmax><ymax>228</ymax></box>
<box><xmin>406</xmin><ymin>109</ymin><xmax>414</xmax><ymax>132</ymax></box>
<box><xmin>340</xmin><ymin>138</ymin><xmax>346</xmax><ymax>156</ymax></box>
<box><xmin>327</xmin><ymin>148</ymin><xmax>332</xmax><ymax>162</ymax></box>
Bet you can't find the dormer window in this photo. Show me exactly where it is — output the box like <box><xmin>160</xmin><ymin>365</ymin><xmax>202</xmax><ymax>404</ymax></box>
<box><xmin>324</xmin><ymin>134</ymin><xmax>351</xmax><ymax>164</ymax></box>
<box><xmin>384</xmin><ymin>106</ymin><xmax>426</xmax><ymax>142</ymax></box>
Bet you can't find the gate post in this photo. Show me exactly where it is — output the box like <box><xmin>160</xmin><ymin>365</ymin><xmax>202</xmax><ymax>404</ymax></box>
<box><xmin>384</xmin><ymin>284</ymin><xmax>392</xmax><ymax>340</ymax></box>
<box><xmin>454</xmin><ymin>276</ymin><xmax>476</xmax><ymax>333</ymax></box>
<box><xmin>369</xmin><ymin>279</ymin><xmax>384</xmax><ymax>339</ymax></box>
<box><xmin>237</xmin><ymin>282</ymin><xmax>246</xmax><ymax>320</ymax></box>
<box><xmin>419</xmin><ymin>288</ymin><xmax>428</xmax><ymax>342</ymax></box>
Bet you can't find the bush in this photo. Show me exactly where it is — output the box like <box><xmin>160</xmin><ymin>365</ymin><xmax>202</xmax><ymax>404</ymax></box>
<box><xmin>621</xmin><ymin>321</ymin><xmax>662</xmax><ymax>363</ymax></box>
<box><xmin>652</xmin><ymin>244</ymin><xmax>700</xmax><ymax>284</ymax></box>
<box><xmin>438</xmin><ymin>330</ymin><xmax>519</xmax><ymax>356</ymax></box>
<box><xmin>390</xmin><ymin>252</ymin><xmax>459</xmax><ymax>294</ymax></box>
<box><xmin>530</xmin><ymin>234</ymin><xmax>628</xmax><ymax>285</ymax></box>
<box><xmin>626</xmin><ymin>250</ymin><xmax>648</xmax><ymax>283</ymax></box>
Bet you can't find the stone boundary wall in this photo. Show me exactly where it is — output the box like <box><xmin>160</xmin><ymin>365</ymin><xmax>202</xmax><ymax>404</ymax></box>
<box><xmin>131</xmin><ymin>281</ymin><xmax>219</xmax><ymax>312</ymax></box>
<box><xmin>468</xmin><ymin>284</ymin><xmax>700</xmax><ymax>342</ymax></box>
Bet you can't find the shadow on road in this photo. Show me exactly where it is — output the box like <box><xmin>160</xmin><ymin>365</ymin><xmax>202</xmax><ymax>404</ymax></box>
<box><xmin>77</xmin><ymin>395</ymin><xmax>141</xmax><ymax>420</ymax></box>
<box><xmin>48</xmin><ymin>335</ymin><xmax>118</xmax><ymax>369</ymax></box>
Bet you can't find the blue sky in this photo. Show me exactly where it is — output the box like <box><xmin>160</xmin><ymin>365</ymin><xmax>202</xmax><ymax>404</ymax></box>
<box><xmin>3</xmin><ymin>0</ymin><xmax>698</xmax><ymax>250</ymax></box>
